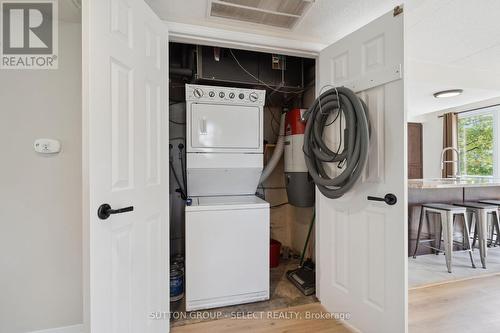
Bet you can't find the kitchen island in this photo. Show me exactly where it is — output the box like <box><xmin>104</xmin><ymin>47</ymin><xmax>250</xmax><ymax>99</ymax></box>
<box><xmin>408</xmin><ymin>178</ymin><xmax>500</xmax><ymax>256</ymax></box>
<box><xmin>409</xmin><ymin>177</ymin><xmax>500</xmax><ymax>189</ymax></box>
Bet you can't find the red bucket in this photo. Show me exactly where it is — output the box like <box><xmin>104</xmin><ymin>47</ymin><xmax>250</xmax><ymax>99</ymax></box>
<box><xmin>270</xmin><ymin>239</ymin><xmax>281</xmax><ymax>268</ymax></box>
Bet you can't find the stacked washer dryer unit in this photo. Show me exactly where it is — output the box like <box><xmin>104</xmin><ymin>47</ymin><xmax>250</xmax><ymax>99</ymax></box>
<box><xmin>184</xmin><ymin>84</ymin><xmax>269</xmax><ymax>311</ymax></box>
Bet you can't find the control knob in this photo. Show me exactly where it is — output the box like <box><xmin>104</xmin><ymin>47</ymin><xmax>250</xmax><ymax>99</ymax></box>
<box><xmin>193</xmin><ymin>88</ymin><xmax>203</xmax><ymax>98</ymax></box>
<box><xmin>238</xmin><ymin>93</ymin><xmax>245</xmax><ymax>100</ymax></box>
<box><xmin>219</xmin><ymin>91</ymin><xmax>225</xmax><ymax>98</ymax></box>
<box><xmin>208</xmin><ymin>91</ymin><xmax>215</xmax><ymax>98</ymax></box>
<box><xmin>229</xmin><ymin>92</ymin><xmax>235</xmax><ymax>99</ymax></box>
<box><xmin>249</xmin><ymin>92</ymin><xmax>259</xmax><ymax>102</ymax></box>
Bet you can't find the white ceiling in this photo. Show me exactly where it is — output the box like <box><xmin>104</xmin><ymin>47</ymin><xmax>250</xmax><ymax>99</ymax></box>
<box><xmin>407</xmin><ymin>0</ymin><xmax>500</xmax><ymax>68</ymax></box>
<box><xmin>146</xmin><ymin>0</ymin><xmax>401</xmax><ymax>44</ymax></box>
<box><xmin>406</xmin><ymin>0</ymin><xmax>500</xmax><ymax>117</ymax></box>
<box><xmin>145</xmin><ymin>0</ymin><xmax>500</xmax><ymax>116</ymax></box>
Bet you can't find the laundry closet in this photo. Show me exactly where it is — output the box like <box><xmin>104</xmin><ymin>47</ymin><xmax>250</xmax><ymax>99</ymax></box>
<box><xmin>168</xmin><ymin>43</ymin><xmax>317</xmax><ymax>325</ymax></box>
<box><xmin>79</xmin><ymin>1</ymin><xmax>408</xmax><ymax>331</ymax></box>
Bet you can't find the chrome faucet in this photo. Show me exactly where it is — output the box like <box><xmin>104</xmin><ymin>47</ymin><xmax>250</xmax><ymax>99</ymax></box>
<box><xmin>440</xmin><ymin>147</ymin><xmax>461</xmax><ymax>178</ymax></box>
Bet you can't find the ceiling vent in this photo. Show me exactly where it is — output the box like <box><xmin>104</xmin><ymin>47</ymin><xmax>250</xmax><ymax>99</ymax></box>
<box><xmin>208</xmin><ymin>0</ymin><xmax>315</xmax><ymax>29</ymax></box>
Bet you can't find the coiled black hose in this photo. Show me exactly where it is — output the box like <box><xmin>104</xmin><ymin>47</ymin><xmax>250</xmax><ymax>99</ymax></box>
<box><xmin>303</xmin><ymin>87</ymin><xmax>369</xmax><ymax>199</ymax></box>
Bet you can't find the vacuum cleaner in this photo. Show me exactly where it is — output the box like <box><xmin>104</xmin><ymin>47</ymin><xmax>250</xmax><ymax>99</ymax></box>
<box><xmin>287</xmin><ymin>211</ymin><xmax>316</xmax><ymax>296</ymax></box>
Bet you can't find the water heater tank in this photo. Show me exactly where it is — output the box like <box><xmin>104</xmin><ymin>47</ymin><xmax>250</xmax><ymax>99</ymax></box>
<box><xmin>284</xmin><ymin>108</ymin><xmax>315</xmax><ymax>207</ymax></box>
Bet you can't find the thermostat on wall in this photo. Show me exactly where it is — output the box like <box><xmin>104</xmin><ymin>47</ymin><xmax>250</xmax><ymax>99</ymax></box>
<box><xmin>34</xmin><ymin>139</ymin><xmax>61</xmax><ymax>154</ymax></box>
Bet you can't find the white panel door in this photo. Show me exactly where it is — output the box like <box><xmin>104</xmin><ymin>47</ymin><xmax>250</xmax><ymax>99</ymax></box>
<box><xmin>83</xmin><ymin>0</ymin><xmax>169</xmax><ymax>332</ymax></box>
<box><xmin>317</xmin><ymin>8</ymin><xmax>407</xmax><ymax>333</ymax></box>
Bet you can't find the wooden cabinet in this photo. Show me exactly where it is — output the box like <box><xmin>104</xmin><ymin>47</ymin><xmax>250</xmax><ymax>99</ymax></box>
<box><xmin>408</xmin><ymin>123</ymin><xmax>423</xmax><ymax>179</ymax></box>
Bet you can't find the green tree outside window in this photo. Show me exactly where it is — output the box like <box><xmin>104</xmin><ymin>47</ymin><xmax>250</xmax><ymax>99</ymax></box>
<box><xmin>458</xmin><ymin>113</ymin><xmax>494</xmax><ymax>176</ymax></box>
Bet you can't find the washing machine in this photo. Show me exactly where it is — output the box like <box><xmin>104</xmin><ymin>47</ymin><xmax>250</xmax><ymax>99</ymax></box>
<box><xmin>184</xmin><ymin>84</ymin><xmax>269</xmax><ymax>311</ymax></box>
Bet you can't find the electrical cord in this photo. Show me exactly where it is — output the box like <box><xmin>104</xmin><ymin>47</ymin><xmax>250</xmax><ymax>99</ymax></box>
<box><xmin>266</xmin><ymin>105</ymin><xmax>280</xmax><ymax>137</ymax></box>
<box><xmin>265</xmin><ymin>93</ymin><xmax>288</xmax><ymax>140</ymax></box>
<box><xmin>169</xmin><ymin>161</ymin><xmax>187</xmax><ymax>200</ymax></box>
<box><xmin>229</xmin><ymin>49</ymin><xmax>305</xmax><ymax>95</ymax></box>
<box><xmin>300</xmin><ymin>210</ymin><xmax>315</xmax><ymax>267</ymax></box>
<box><xmin>264</xmin><ymin>93</ymin><xmax>282</xmax><ymax>137</ymax></box>
<box><xmin>303</xmin><ymin>86</ymin><xmax>370</xmax><ymax>199</ymax></box>
<box><xmin>178</xmin><ymin>143</ymin><xmax>188</xmax><ymax>196</ymax></box>
<box><xmin>169</xmin><ymin>144</ymin><xmax>187</xmax><ymax>200</ymax></box>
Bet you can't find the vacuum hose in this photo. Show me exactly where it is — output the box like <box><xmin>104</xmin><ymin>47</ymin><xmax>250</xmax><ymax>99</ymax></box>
<box><xmin>259</xmin><ymin>112</ymin><xmax>286</xmax><ymax>184</ymax></box>
<box><xmin>303</xmin><ymin>87</ymin><xmax>369</xmax><ymax>199</ymax></box>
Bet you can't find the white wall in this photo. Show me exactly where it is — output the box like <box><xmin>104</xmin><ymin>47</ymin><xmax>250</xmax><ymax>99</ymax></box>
<box><xmin>0</xmin><ymin>21</ymin><xmax>82</xmax><ymax>333</ymax></box>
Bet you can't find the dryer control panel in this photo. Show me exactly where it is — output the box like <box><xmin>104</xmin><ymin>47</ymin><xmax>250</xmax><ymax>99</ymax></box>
<box><xmin>186</xmin><ymin>84</ymin><xmax>265</xmax><ymax>106</ymax></box>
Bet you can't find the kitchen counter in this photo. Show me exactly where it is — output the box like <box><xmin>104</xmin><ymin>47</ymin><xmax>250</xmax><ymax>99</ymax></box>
<box><xmin>408</xmin><ymin>178</ymin><xmax>500</xmax><ymax>257</ymax></box>
<box><xmin>408</xmin><ymin>177</ymin><xmax>500</xmax><ymax>189</ymax></box>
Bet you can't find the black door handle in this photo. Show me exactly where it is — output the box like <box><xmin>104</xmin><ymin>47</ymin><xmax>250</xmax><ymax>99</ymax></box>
<box><xmin>367</xmin><ymin>193</ymin><xmax>397</xmax><ymax>206</ymax></box>
<box><xmin>97</xmin><ymin>203</ymin><xmax>134</xmax><ymax>220</ymax></box>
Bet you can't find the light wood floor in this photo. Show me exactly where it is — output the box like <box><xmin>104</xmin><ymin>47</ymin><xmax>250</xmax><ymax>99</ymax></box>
<box><xmin>173</xmin><ymin>274</ymin><xmax>500</xmax><ymax>333</ymax></box>
<box><xmin>409</xmin><ymin>247</ymin><xmax>500</xmax><ymax>288</ymax></box>
<box><xmin>171</xmin><ymin>303</ymin><xmax>351</xmax><ymax>333</ymax></box>
<box><xmin>409</xmin><ymin>274</ymin><xmax>500</xmax><ymax>332</ymax></box>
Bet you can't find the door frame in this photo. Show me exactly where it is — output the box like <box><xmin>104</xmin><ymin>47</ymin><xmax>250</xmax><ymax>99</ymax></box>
<box><xmin>83</xmin><ymin>10</ymin><xmax>409</xmax><ymax>332</ymax></box>
<box><xmin>166</xmin><ymin>21</ymin><xmax>323</xmax><ymax>59</ymax></box>
<box><xmin>166</xmin><ymin>26</ymin><xmax>409</xmax><ymax>326</ymax></box>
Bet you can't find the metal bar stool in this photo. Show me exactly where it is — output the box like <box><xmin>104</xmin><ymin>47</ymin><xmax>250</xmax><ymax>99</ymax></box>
<box><xmin>453</xmin><ymin>202</ymin><xmax>499</xmax><ymax>269</ymax></box>
<box><xmin>413</xmin><ymin>203</ymin><xmax>475</xmax><ymax>273</ymax></box>
<box><xmin>477</xmin><ymin>200</ymin><xmax>500</xmax><ymax>247</ymax></box>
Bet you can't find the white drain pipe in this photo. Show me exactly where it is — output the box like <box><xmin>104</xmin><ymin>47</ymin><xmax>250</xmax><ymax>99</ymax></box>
<box><xmin>259</xmin><ymin>112</ymin><xmax>286</xmax><ymax>184</ymax></box>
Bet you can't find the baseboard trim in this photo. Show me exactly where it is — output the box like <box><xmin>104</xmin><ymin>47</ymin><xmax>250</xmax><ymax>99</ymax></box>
<box><xmin>28</xmin><ymin>323</ymin><xmax>84</xmax><ymax>333</ymax></box>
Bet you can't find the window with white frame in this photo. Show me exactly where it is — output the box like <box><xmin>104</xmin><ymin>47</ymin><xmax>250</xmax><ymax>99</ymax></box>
<box><xmin>457</xmin><ymin>107</ymin><xmax>499</xmax><ymax>177</ymax></box>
